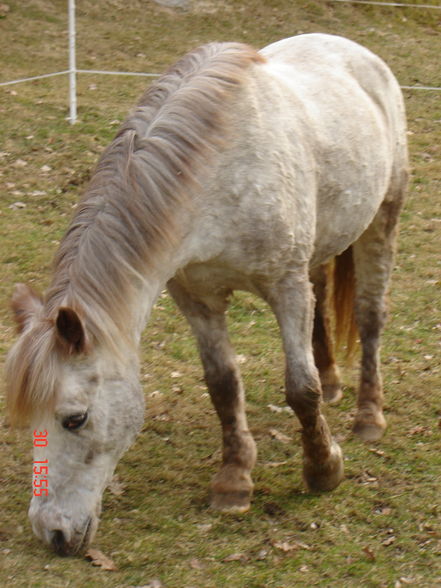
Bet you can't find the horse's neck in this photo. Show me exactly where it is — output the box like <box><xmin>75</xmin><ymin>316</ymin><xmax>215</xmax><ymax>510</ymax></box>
<box><xmin>131</xmin><ymin>270</ymin><xmax>168</xmax><ymax>344</ymax></box>
<box><xmin>128</xmin><ymin>237</ymin><xmax>191</xmax><ymax>344</ymax></box>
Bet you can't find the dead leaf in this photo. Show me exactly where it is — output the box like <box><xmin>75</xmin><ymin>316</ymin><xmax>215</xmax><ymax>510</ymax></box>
<box><xmin>383</xmin><ymin>535</ymin><xmax>396</xmax><ymax>546</ymax></box>
<box><xmin>136</xmin><ymin>581</ymin><xmax>163</xmax><ymax>588</ymax></box>
<box><xmin>255</xmin><ymin>549</ymin><xmax>268</xmax><ymax>560</ymax></box>
<box><xmin>369</xmin><ymin>448</ymin><xmax>385</xmax><ymax>457</ymax></box>
<box><xmin>264</xmin><ymin>461</ymin><xmax>288</xmax><ymax>468</ymax></box>
<box><xmin>13</xmin><ymin>159</ymin><xmax>27</xmax><ymax>168</ymax></box>
<box><xmin>273</xmin><ymin>540</ymin><xmax>311</xmax><ymax>552</ymax></box>
<box><xmin>171</xmin><ymin>370</ymin><xmax>182</xmax><ymax>379</ymax></box>
<box><xmin>189</xmin><ymin>558</ymin><xmax>204</xmax><ymax>569</ymax></box>
<box><xmin>362</xmin><ymin>546</ymin><xmax>376</xmax><ymax>561</ymax></box>
<box><xmin>274</xmin><ymin>541</ymin><xmax>296</xmax><ymax>552</ymax></box>
<box><xmin>0</xmin><ymin>4</ymin><xmax>10</xmax><ymax>18</ymax></box>
<box><xmin>85</xmin><ymin>548</ymin><xmax>118</xmax><ymax>571</ymax></box>
<box><xmin>408</xmin><ymin>425</ymin><xmax>432</xmax><ymax>436</ymax></box>
<box><xmin>375</xmin><ymin>506</ymin><xmax>392</xmax><ymax>516</ymax></box>
<box><xmin>357</xmin><ymin>471</ymin><xmax>378</xmax><ymax>485</ymax></box>
<box><xmin>269</xmin><ymin>428</ymin><xmax>292</xmax><ymax>444</ymax></box>
<box><xmin>153</xmin><ymin>413</ymin><xmax>170</xmax><ymax>421</ymax></box>
<box><xmin>222</xmin><ymin>552</ymin><xmax>248</xmax><ymax>562</ymax></box>
<box><xmin>149</xmin><ymin>390</ymin><xmax>163</xmax><ymax>398</ymax></box>
<box><xmin>267</xmin><ymin>403</ymin><xmax>293</xmax><ymax>414</ymax></box>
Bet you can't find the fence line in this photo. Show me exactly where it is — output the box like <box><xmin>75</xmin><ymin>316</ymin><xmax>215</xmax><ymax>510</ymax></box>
<box><xmin>78</xmin><ymin>69</ymin><xmax>160</xmax><ymax>78</ymax></box>
<box><xmin>2</xmin><ymin>69</ymin><xmax>439</xmax><ymax>91</ymax></box>
<box><xmin>0</xmin><ymin>69</ymin><xmax>161</xmax><ymax>88</ymax></box>
<box><xmin>401</xmin><ymin>85</ymin><xmax>441</xmax><ymax>90</ymax></box>
<box><xmin>0</xmin><ymin>70</ymin><xmax>70</xmax><ymax>87</ymax></box>
<box><xmin>1</xmin><ymin>0</ymin><xmax>440</xmax><ymax>121</ymax></box>
<box><xmin>332</xmin><ymin>0</ymin><xmax>441</xmax><ymax>8</ymax></box>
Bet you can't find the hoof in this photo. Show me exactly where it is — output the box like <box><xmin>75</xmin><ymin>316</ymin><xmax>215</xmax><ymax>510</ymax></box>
<box><xmin>353</xmin><ymin>410</ymin><xmax>386</xmax><ymax>442</ymax></box>
<box><xmin>322</xmin><ymin>384</ymin><xmax>343</xmax><ymax>404</ymax></box>
<box><xmin>210</xmin><ymin>468</ymin><xmax>253</xmax><ymax>514</ymax></box>
<box><xmin>303</xmin><ymin>441</ymin><xmax>344</xmax><ymax>493</ymax></box>
<box><xmin>211</xmin><ymin>490</ymin><xmax>251</xmax><ymax>514</ymax></box>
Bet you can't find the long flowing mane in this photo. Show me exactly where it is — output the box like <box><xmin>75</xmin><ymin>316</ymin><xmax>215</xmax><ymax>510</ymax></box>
<box><xmin>6</xmin><ymin>42</ymin><xmax>264</xmax><ymax>425</ymax></box>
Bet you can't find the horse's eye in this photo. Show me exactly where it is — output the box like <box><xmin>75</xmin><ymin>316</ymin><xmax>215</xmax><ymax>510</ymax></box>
<box><xmin>62</xmin><ymin>412</ymin><xmax>88</xmax><ymax>431</ymax></box>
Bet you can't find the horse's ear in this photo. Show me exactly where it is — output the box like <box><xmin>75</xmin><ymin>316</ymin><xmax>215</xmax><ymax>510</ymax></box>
<box><xmin>55</xmin><ymin>307</ymin><xmax>88</xmax><ymax>355</ymax></box>
<box><xmin>11</xmin><ymin>283</ymin><xmax>43</xmax><ymax>333</ymax></box>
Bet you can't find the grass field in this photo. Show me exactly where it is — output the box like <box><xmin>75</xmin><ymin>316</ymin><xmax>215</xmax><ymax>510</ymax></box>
<box><xmin>1</xmin><ymin>1</ymin><xmax>440</xmax><ymax>586</ymax></box>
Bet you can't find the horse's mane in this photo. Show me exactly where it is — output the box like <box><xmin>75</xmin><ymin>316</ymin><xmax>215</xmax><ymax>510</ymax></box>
<box><xmin>6</xmin><ymin>42</ymin><xmax>264</xmax><ymax>425</ymax></box>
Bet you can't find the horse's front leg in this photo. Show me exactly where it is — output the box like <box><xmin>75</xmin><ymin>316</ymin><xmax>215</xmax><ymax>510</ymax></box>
<box><xmin>168</xmin><ymin>281</ymin><xmax>257</xmax><ymax>513</ymax></box>
<box><xmin>266</xmin><ymin>274</ymin><xmax>344</xmax><ymax>492</ymax></box>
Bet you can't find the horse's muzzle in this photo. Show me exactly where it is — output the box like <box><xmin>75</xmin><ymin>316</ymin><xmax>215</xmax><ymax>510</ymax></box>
<box><xmin>51</xmin><ymin>529</ymin><xmax>69</xmax><ymax>556</ymax></box>
<box><xmin>49</xmin><ymin>516</ymin><xmax>94</xmax><ymax>556</ymax></box>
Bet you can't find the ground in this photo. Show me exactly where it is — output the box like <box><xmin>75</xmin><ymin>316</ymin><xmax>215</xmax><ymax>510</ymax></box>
<box><xmin>0</xmin><ymin>1</ymin><xmax>440</xmax><ymax>586</ymax></box>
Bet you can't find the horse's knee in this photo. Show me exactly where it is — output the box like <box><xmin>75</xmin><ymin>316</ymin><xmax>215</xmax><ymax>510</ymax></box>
<box><xmin>285</xmin><ymin>368</ymin><xmax>321</xmax><ymax>417</ymax></box>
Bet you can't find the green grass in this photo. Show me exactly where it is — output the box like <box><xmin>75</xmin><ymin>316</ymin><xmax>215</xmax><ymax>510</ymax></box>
<box><xmin>1</xmin><ymin>1</ymin><xmax>440</xmax><ymax>586</ymax></box>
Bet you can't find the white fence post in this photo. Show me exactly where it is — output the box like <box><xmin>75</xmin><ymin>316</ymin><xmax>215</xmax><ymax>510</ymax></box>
<box><xmin>68</xmin><ymin>0</ymin><xmax>77</xmax><ymax>124</ymax></box>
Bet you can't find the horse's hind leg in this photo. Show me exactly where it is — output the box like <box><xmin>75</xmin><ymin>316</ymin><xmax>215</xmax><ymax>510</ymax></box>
<box><xmin>264</xmin><ymin>272</ymin><xmax>344</xmax><ymax>492</ymax></box>
<box><xmin>352</xmin><ymin>188</ymin><xmax>406</xmax><ymax>441</ymax></box>
<box><xmin>311</xmin><ymin>264</ymin><xmax>343</xmax><ymax>403</ymax></box>
<box><xmin>168</xmin><ymin>280</ymin><xmax>257</xmax><ymax>513</ymax></box>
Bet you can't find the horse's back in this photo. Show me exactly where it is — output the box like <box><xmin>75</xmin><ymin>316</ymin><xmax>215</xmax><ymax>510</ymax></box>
<box><xmin>260</xmin><ymin>33</ymin><xmax>403</xmax><ymax>113</ymax></box>
<box><xmin>257</xmin><ymin>34</ymin><xmax>407</xmax><ymax>265</ymax></box>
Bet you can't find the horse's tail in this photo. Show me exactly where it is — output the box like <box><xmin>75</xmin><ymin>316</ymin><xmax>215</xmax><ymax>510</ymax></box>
<box><xmin>332</xmin><ymin>246</ymin><xmax>358</xmax><ymax>359</ymax></box>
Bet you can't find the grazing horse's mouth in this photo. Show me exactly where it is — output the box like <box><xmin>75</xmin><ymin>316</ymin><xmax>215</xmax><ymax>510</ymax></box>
<box><xmin>51</xmin><ymin>517</ymin><xmax>93</xmax><ymax>556</ymax></box>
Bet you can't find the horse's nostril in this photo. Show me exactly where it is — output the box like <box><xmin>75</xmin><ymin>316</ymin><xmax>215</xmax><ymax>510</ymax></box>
<box><xmin>51</xmin><ymin>529</ymin><xmax>68</xmax><ymax>556</ymax></box>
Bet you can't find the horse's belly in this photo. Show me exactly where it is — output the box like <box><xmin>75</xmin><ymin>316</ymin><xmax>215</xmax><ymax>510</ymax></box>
<box><xmin>311</xmin><ymin>180</ymin><xmax>388</xmax><ymax>267</ymax></box>
<box><xmin>174</xmin><ymin>262</ymin><xmax>263</xmax><ymax>300</ymax></box>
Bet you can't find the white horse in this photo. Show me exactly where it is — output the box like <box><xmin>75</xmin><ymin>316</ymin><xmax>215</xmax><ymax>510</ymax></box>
<box><xmin>5</xmin><ymin>34</ymin><xmax>408</xmax><ymax>555</ymax></box>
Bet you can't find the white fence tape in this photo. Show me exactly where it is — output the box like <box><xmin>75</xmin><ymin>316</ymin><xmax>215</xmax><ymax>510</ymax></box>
<box><xmin>77</xmin><ymin>70</ymin><xmax>160</xmax><ymax>77</ymax></box>
<box><xmin>332</xmin><ymin>0</ymin><xmax>441</xmax><ymax>9</ymax></box>
<box><xmin>401</xmin><ymin>85</ymin><xmax>441</xmax><ymax>90</ymax></box>
<box><xmin>0</xmin><ymin>70</ymin><xmax>70</xmax><ymax>87</ymax></box>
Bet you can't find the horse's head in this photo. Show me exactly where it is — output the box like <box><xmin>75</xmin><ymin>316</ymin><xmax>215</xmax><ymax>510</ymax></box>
<box><xmin>6</xmin><ymin>285</ymin><xmax>144</xmax><ymax>555</ymax></box>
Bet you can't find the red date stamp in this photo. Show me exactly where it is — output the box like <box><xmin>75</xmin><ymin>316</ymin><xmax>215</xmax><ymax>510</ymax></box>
<box><xmin>33</xmin><ymin>429</ymin><xmax>48</xmax><ymax>497</ymax></box>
